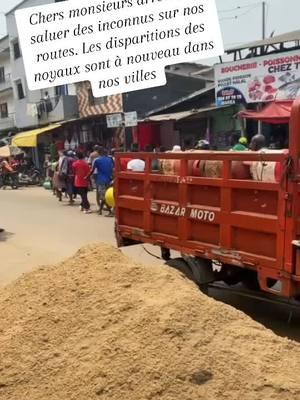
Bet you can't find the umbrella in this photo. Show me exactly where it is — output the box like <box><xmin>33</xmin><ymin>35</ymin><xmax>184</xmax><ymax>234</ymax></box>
<box><xmin>0</xmin><ymin>145</ymin><xmax>23</xmax><ymax>158</ymax></box>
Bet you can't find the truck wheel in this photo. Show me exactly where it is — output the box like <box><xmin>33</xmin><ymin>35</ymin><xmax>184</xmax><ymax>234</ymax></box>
<box><xmin>166</xmin><ymin>258</ymin><xmax>194</xmax><ymax>281</ymax></box>
<box><xmin>161</xmin><ymin>247</ymin><xmax>171</xmax><ymax>261</ymax></box>
<box><xmin>182</xmin><ymin>256</ymin><xmax>215</xmax><ymax>286</ymax></box>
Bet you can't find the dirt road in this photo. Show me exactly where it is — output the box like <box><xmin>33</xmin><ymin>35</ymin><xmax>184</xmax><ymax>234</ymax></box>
<box><xmin>0</xmin><ymin>187</ymin><xmax>161</xmax><ymax>285</ymax></box>
<box><xmin>1</xmin><ymin>187</ymin><xmax>300</xmax><ymax>341</ymax></box>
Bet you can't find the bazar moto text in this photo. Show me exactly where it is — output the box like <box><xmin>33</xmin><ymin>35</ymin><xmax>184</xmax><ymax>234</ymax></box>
<box><xmin>158</xmin><ymin>204</ymin><xmax>216</xmax><ymax>222</ymax></box>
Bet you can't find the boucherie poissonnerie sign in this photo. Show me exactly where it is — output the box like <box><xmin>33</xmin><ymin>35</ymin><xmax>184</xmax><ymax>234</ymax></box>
<box><xmin>214</xmin><ymin>49</ymin><xmax>300</xmax><ymax>106</ymax></box>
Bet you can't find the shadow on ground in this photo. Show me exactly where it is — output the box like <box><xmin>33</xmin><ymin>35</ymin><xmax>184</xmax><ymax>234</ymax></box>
<box><xmin>0</xmin><ymin>231</ymin><xmax>14</xmax><ymax>242</ymax></box>
<box><xmin>209</xmin><ymin>288</ymin><xmax>300</xmax><ymax>343</ymax></box>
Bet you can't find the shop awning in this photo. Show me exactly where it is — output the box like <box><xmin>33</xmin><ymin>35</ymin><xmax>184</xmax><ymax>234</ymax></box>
<box><xmin>12</xmin><ymin>124</ymin><xmax>61</xmax><ymax>147</ymax></box>
<box><xmin>237</xmin><ymin>101</ymin><xmax>293</xmax><ymax>124</ymax></box>
<box><xmin>0</xmin><ymin>145</ymin><xmax>23</xmax><ymax>157</ymax></box>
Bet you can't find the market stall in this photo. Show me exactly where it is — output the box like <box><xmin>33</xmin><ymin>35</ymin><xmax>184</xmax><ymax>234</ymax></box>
<box><xmin>237</xmin><ymin>100</ymin><xmax>293</xmax><ymax>124</ymax></box>
<box><xmin>237</xmin><ymin>100</ymin><xmax>293</xmax><ymax>148</ymax></box>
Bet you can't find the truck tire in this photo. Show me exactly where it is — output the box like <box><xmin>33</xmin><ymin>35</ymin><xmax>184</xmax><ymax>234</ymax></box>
<box><xmin>182</xmin><ymin>256</ymin><xmax>215</xmax><ymax>286</ymax></box>
<box><xmin>161</xmin><ymin>247</ymin><xmax>171</xmax><ymax>261</ymax></box>
<box><xmin>166</xmin><ymin>258</ymin><xmax>194</xmax><ymax>281</ymax></box>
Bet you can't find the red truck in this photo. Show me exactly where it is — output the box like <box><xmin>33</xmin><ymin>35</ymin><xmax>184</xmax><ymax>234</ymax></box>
<box><xmin>114</xmin><ymin>100</ymin><xmax>300</xmax><ymax>301</ymax></box>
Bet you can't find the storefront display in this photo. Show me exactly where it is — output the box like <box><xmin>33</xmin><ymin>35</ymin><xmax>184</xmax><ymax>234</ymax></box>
<box><xmin>215</xmin><ymin>50</ymin><xmax>300</xmax><ymax>106</ymax></box>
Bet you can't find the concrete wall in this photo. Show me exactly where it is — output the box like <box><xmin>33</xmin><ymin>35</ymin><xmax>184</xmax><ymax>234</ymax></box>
<box><xmin>0</xmin><ymin>92</ymin><xmax>15</xmax><ymax>115</ymax></box>
<box><xmin>0</xmin><ymin>36</ymin><xmax>15</xmax><ymax>133</ymax></box>
<box><xmin>67</xmin><ymin>85</ymin><xmax>77</xmax><ymax>96</ymax></box>
<box><xmin>211</xmin><ymin>106</ymin><xmax>243</xmax><ymax>149</ymax></box>
<box><xmin>0</xmin><ymin>53</ymin><xmax>12</xmax><ymax>78</ymax></box>
<box><xmin>47</xmin><ymin>95</ymin><xmax>78</xmax><ymax>123</ymax></box>
<box><xmin>213</xmin><ymin>106</ymin><xmax>241</xmax><ymax>134</ymax></box>
<box><xmin>0</xmin><ymin>91</ymin><xmax>15</xmax><ymax>131</ymax></box>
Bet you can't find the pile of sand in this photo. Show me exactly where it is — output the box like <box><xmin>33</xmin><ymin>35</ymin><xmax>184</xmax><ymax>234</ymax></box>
<box><xmin>0</xmin><ymin>244</ymin><xmax>299</xmax><ymax>400</ymax></box>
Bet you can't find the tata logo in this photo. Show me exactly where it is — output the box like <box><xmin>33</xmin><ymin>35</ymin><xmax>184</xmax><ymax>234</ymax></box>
<box><xmin>157</xmin><ymin>204</ymin><xmax>216</xmax><ymax>223</ymax></box>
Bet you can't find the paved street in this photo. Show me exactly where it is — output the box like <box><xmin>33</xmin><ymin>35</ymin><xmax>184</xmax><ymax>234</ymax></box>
<box><xmin>1</xmin><ymin>187</ymin><xmax>300</xmax><ymax>341</ymax></box>
<box><xmin>0</xmin><ymin>187</ymin><xmax>162</xmax><ymax>285</ymax></box>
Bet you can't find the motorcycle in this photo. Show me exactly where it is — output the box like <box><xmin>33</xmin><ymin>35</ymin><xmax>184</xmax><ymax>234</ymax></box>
<box><xmin>0</xmin><ymin>172</ymin><xmax>19</xmax><ymax>189</ymax></box>
<box><xmin>18</xmin><ymin>167</ymin><xmax>42</xmax><ymax>186</ymax></box>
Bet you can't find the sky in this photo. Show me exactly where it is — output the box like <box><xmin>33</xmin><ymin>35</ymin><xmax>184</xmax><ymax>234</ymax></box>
<box><xmin>0</xmin><ymin>0</ymin><xmax>299</xmax><ymax>57</ymax></box>
<box><xmin>215</xmin><ymin>0</ymin><xmax>300</xmax><ymax>48</ymax></box>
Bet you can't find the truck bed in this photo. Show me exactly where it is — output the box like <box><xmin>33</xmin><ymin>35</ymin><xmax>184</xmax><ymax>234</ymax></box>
<box><xmin>115</xmin><ymin>150</ymin><xmax>300</xmax><ymax>299</ymax></box>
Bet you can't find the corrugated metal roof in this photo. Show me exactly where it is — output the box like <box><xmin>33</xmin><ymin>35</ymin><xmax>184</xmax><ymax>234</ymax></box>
<box><xmin>226</xmin><ymin>30</ymin><xmax>300</xmax><ymax>53</ymax></box>
<box><xmin>145</xmin><ymin>84</ymin><xmax>215</xmax><ymax>116</ymax></box>
<box><xmin>144</xmin><ymin>111</ymin><xmax>195</xmax><ymax>122</ymax></box>
<box><xmin>191</xmin><ymin>67</ymin><xmax>214</xmax><ymax>76</ymax></box>
<box><xmin>187</xmin><ymin>105</ymin><xmax>231</xmax><ymax>117</ymax></box>
<box><xmin>143</xmin><ymin>105</ymin><xmax>230</xmax><ymax>122</ymax></box>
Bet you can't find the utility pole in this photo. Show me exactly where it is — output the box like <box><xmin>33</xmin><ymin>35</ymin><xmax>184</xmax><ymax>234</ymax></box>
<box><xmin>258</xmin><ymin>2</ymin><xmax>267</xmax><ymax>135</ymax></box>
<box><xmin>262</xmin><ymin>1</ymin><xmax>266</xmax><ymax>40</ymax></box>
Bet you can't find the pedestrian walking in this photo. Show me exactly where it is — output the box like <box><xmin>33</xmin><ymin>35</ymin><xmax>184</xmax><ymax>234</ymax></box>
<box><xmin>73</xmin><ymin>152</ymin><xmax>91</xmax><ymax>214</ymax></box>
<box><xmin>90</xmin><ymin>148</ymin><xmax>114</xmax><ymax>216</ymax></box>
<box><xmin>88</xmin><ymin>145</ymin><xmax>101</xmax><ymax>189</ymax></box>
<box><xmin>50</xmin><ymin>157</ymin><xmax>59</xmax><ymax>195</ymax></box>
<box><xmin>65</xmin><ymin>151</ymin><xmax>76</xmax><ymax>205</ymax></box>
<box><xmin>88</xmin><ymin>145</ymin><xmax>101</xmax><ymax>166</ymax></box>
<box><xmin>55</xmin><ymin>151</ymin><xmax>68</xmax><ymax>201</ymax></box>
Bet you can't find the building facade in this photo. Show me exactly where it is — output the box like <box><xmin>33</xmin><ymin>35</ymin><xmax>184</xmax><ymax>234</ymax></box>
<box><xmin>215</xmin><ymin>30</ymin><xmax>300</xmax><ymax>147</ymax></box>
<box><xmin>75</xmin><ymin>63</ymin><xmax>212</xmax><ymax>150</ymax></box>
<box><xmin>75</xmin><ymin>81</ymin><xmax>125</xmax><ymax>149</ymax></box>
<box><xmin>124</xmin><ymin>68</ymin><xmax>208</xmax><ymax>119</ymax></box>
<box><xmin>5</xmin><ymin>0</ymin><xmax>78</xmax><ymax>130</ymax></box>
<box><xmin>77</xmin><ymin>82</ymin><xmax>123</xmax><ymax>118</ymax></box>
<box><xmin>0</xmin><ymin>35</ymin><xmax>16</xmax><ymax>139</ymax></box>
